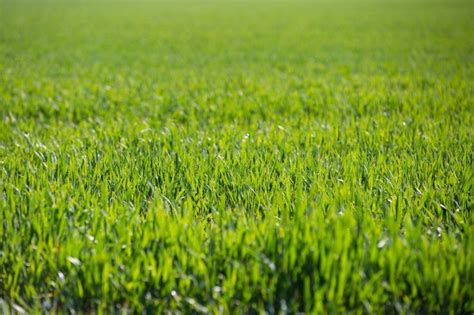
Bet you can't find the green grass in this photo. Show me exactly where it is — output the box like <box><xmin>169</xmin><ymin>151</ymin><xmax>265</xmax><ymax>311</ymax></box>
<box><xmin>1</xmin><ymin>0</ymin><xmax>473</xmax><ymax>313</ymax></box>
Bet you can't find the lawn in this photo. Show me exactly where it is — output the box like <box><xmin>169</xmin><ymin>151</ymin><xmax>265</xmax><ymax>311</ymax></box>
<box><xmin>0</xmin><ymin>0</ymin><xmax>473</xmax><ymax>313</ymax></box>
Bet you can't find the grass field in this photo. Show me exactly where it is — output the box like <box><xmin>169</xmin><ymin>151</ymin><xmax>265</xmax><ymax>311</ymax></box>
<box><xmin>1</xmin><ymin>0</ymin><xmax>473</xmax><ymax>313</ymax></box>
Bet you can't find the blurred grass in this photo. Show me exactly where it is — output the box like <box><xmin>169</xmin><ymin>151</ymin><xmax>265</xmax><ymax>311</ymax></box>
<box><xmin>0</xmin><ymin>0</ymin><xmax>473</xmax><ymax>313</ymax></box>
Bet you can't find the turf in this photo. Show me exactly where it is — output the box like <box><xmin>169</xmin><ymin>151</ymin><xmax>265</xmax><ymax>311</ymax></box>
<box><xmin>0</xmin><ymin>0</ymin><xmax>473</xmax><ymax>313</ymax></box>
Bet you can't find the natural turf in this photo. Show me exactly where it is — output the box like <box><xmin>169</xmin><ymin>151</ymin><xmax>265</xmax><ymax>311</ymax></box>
<box><xmin>0</xmin><ymin>0</ymin><xmax>473</xmax><ymax>313</ymax></box>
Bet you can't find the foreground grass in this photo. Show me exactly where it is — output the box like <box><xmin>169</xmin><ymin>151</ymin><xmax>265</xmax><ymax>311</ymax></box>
<box><xmin>1</xmin><ymin>0</ymin><xmax>473</xmax><ymax>313</ymax></box>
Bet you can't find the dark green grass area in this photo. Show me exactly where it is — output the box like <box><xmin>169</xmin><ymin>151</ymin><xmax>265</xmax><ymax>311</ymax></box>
<box><xmin>1</xmin><ymin>0</ymin><xmax>473</xmax><ymax>313</ymax></box>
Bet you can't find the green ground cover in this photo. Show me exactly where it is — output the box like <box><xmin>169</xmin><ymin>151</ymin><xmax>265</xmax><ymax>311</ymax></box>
<box><xmin>1</xmin><ymin>0</ymin><xmax>473</xmax><ymax>313</ymax></box>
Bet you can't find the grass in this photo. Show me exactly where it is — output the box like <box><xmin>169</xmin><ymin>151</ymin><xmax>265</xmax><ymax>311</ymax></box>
<box><xmin>0</xmin><ymin>0</ymin><xmax>473</xmax><ymax>313</ymax></box>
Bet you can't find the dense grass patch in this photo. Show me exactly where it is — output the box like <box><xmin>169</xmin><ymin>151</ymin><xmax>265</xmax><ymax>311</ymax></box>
<box><xmin>1</xmin><ymin>0</ymin><xmax>473</xmax><ymax>313</ymax></box>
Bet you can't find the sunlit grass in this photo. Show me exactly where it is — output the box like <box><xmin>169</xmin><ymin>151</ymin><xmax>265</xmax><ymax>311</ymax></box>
<box><xmin>0</xmin><ymin>0</ymin><xmax>473</xmax><ymax>313</ymax></box>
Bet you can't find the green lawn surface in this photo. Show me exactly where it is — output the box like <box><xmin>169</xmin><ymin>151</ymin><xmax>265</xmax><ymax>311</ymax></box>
<box><xmin>0</xmin><ymin>0</ymin><xmax>473</xmax><ymax>313</ymax></box>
